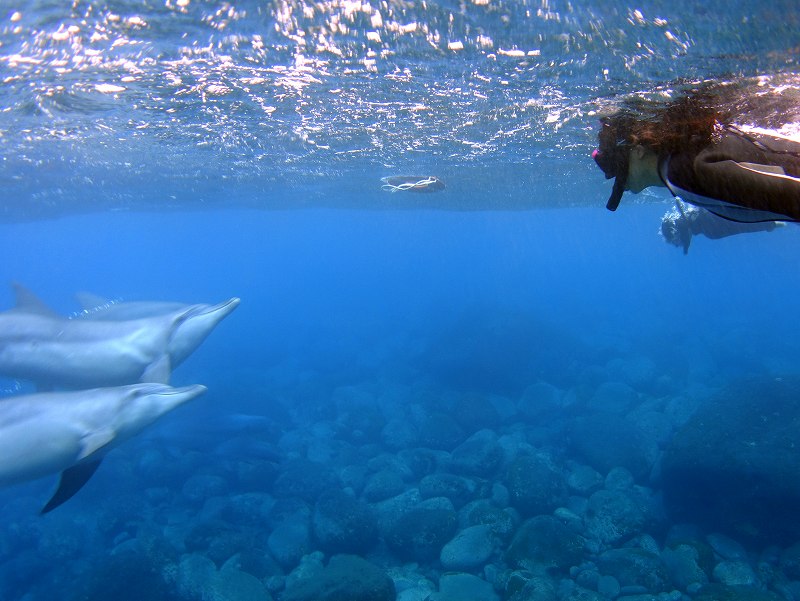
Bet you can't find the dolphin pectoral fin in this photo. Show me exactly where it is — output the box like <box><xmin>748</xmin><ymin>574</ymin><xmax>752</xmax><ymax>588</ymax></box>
<box><xmin>141</xmin><ymin>354</ymin><xmax>172</xmax><ymax>384</ymax></box>
<box><xmin>79</xmin><ymin>428</ymin><xmax>115</xmax><ymax>460</ymax></box>
<box><xmin>40</xmin><ymin>459</ymin><xmax>103</xmax><ymax>514</ymax></box>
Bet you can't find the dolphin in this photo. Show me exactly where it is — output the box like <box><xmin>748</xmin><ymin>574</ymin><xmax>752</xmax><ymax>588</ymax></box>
<box><xmin>0</xmin><ymin>286</ymin><xmax>240</xmax><ymax>389</ymax></box>
<box><xmin>0</xmin><ymin>383</ymin><xmax>207</xmax><ymax>512</ymax></box>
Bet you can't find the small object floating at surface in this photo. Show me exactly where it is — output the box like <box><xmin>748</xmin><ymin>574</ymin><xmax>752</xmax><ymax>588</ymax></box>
<box><xmin>381</xmin><ymin>175</ymin><xmax>445</xmax><ymax>193</ymax></box>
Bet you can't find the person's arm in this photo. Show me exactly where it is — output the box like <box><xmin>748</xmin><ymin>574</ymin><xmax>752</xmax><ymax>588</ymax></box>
<box><xmin>691</xmin><ymin>133</ymin><xmax>800</xmax><ymax>220</ymax></box>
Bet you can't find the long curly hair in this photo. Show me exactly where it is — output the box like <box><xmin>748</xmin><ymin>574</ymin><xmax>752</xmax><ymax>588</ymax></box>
<box><xmin>600</xmin><ymin>88</ymin><xmax>730</xmax><ymax>160</ymax></box>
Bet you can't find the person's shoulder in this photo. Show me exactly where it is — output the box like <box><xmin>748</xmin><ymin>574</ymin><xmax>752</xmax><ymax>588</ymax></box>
<box><xmin>717</xmin><ymin>127</ymin><xmax>800</xmax><ymax>156</ymax></box>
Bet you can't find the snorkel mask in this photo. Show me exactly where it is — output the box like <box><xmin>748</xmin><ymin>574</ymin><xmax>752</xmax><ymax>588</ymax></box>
<box><xmin>592</xmin><ymin>117</ymin><xmax>630</xmax><ymax>211</ymax></box>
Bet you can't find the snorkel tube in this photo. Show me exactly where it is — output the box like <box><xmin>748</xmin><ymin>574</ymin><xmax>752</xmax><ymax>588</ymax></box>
<box><xmin>593</xmin><ymin>117</ymin><xmax>631</xmax><ymax>211</ymax></box>
<box><xmin>593</xmin><ymin>148</ymin><xmax>628</xmax><ymax>211</ymax></box>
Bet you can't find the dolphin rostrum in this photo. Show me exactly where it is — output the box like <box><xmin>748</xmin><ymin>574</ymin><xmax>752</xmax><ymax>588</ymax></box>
<box><xmin>0</xmin><ymin>285</ymin><xmax>239</xmax><ymax>389</ymax></box>
<box><xmin>0</xmin><ymin>383</ymin><xmax>207</xmax><ymax>512</ymax></box>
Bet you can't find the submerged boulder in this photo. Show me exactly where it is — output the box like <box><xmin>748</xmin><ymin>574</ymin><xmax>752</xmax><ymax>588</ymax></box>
<box><xmin>505</xmin><ymin>454</ymin><xmax>567</xmax><ymax>517</ymax></box>
<box><xmin>312</xmin><ymin>489</ymin><xmax>378</xmax><ymax>554</ymax></box>
<box><xmin>281</xmin><ymin>554</ymin><xmax>395</xmax><ymax>601</ymax></box>
<box><xmin>568</xmin><ymin>414</ymin><xmax>658</xmax><ymax>479</ymax></box>
<box><xmin>661</xmin><ymin>377</ymin><xmax>800</xmax><ymax>544</ymax></box>
<box><xmin>506</xmin><ymin>515</ymin><xmax>585</xmax><ymax>574</ymax></box>
<box><xmin>439</xmin><ymin>524</ymin><xmax>496</xmax><ymax>571</ymax></box>
<box><xmin>384</xmin><ymin>503</ymin><xmax>458</xmax><ymax>562</ymax></box>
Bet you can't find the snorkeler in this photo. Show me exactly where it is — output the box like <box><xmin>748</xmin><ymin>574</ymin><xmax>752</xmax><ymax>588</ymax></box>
<box><xmin>660</xmin><ymin>202</ymin><xmax>784</xmax><ymax>253</ymax></box>
<box><xmin>592</xmin><ymin>90</ymin><xmax>800</xmax><ymax>224</ymax></box>
<box><xmin>381</xmin><ymin>175</ymin><xmax>445</xmax><ymax>193</ymax></box>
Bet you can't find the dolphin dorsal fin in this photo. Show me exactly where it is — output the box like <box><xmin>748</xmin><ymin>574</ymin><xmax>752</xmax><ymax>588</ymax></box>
<box><xmin>11</xmin><ymin>282</ymin><xmax>61</xmax><ymax>318</ymax></box>
<box><xmin>74</xmin><ymin>291</ymin><xmax>113</xmax><ymax>313</ymax></box>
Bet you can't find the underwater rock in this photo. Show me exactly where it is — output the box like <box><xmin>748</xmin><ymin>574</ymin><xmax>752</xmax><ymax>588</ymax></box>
<box><xmin>779</xmin><ymin>541</ymin><xmax>800</xmax><ymax>580</ymax></box>
<box><xmin>692</xmin><ymin>583</ymin><xmax>785</xmax><ymax>601</ymax></box>
<box><xmin>419</xmin><ymin>473</ymin><xmax>477</xmax><ymax>509</ymax></box>
<box><xmin>272</xmin><ymin>458</ymin><xmax>338</xmax><ymax>503</ymax></box>
<box><xmin>267</xmin><ymin>515</ymin><xmax>312</xmax><ymax>570</ymax></box>
<box><xmin>569</xmin><ymin>414</ymin><xmax>658</xmax><ymax>479</ymax></box>
<box><xmin>506</xmin><ymin>515</ymin><xmax>585</xmax><ymax>574</ymax></box>
<box><xmin>312</xmin><ymin>489</ymin><xmax>378</xmax><ymax>554</ymax></box>
<box><xmin>661</xmin><ymin>542</ymin><xmax>711</xmax><ymax>591</ymax></box>
<box><xmin>557</xmin><ymin>582</ymin><xmax>609</xmax><ymax>601</ymax></box>
<box><xmin>281</xmin><ymin>554</ymin><xmax>395</xmax><ymax>601</ymax></box>
<box><xmin>664</xmin><ymin>393</ymin><xmax>702</xmax><ymax>428</ymax></box>
<box><xmin>428</xmin><ymin>572</ymin><xmax>499</xmax><ymax>601</ymax></box>
<box><xmin>554</xmin><ymin>507</ymin><xmax>584</xmax><ymax>533</ymax></box>
<box><xmin>712</xmin><ymin>560</ymin><xmax>759</xmax><ymax>587</ymax></box>
<box><xmin>184</xmin><ymin>520</ymin><xmax>252</xmax><ymax>565</ymax></box>
<box><xmin>439</xmin><ymin>524</ymin><xmax>495</xmax><ymax>571</ymax></box>
<box><xmin>213</xmin><ymin>562</ymin><xmax>274</xmax><ymax>601</ymax></box>
<box><xmin>458</xmin><ymin>499</ymin><xmax>519</xmax><ymax>540</ymax></box>
<box><xmin>235</xmin><ymin>458</ymin><xmax>281</xmax><ymax>492</ymax></box>
<box><xmin>173</xmin><ymin>551</ymin><xmax>274</xmax><ymax>601</ymax></box>
<box><xmin>282</xmin><ymin>551</ymin><xmax>323</xmax><ymax>592</ymax></box>
<box><xmin>381</xmin><ymin>418</ymin><xmax>420</xmax><ymax>450</ymax></box>
<box><xmin>338</xmin><ymin>463</ymin><xmax>369</xmax><ymax>494</ymax></box>
<box><xmin>661</xmin><ymin>377</ymin><xmax>800</xmax><ymax>544</ymax></box>
<box><xmin>596</xmin><ymin>547</ymin><xmax>669</xmax><ymax>592</ymax></box>
<box><xmin>628</xmin><ymin>409</ymin><xmax>675</xmax><ymax>448</ymax></box>
<box><xmin>606</xmin><ymin>356</ymin><xmax>658</xmax><ymax>391</ymax></box>
<box><xmin>384</xmin><ymin>502</ymin><xmax>458</xmax><ymax>562</ymax></box>
<box><xmin>585</xmin><ymin>380</ymin><xmax>640</xmax><ymax>415</ymax></box>
<box><xmin>173</xmin><ymin>553</ymin><xmax>217</xmax><ymax>599</ymax></box>
<box><xmin>618</xmin><ymin>594</ymin><xmax>681</xmax><ymax>601</ymax></box>
<box><xmin>566</xmin><ymin>463</ymin><xmax>604</xmax><ymax>496</ymax></box>
<box><xmin>181</xmin><ymin>473</ymin><xmax>229</xmax><ymax>504</ymax></box>
<box><xmin>596</xmin><ymin>574</ymin><xmax>621</xmax><ymax>598</ymax></box>
<box><xmin>213</xmin><ymin>492</ymin><xmax>274</xmax><ymax>527</ymax></box>
<box><xmin>333</xmin><ymin>391</ymin><xmax>386</xmax><ymax>444</ymax></box>
<box><xmin>450</xmin><ymin>429</ymin><xmax>503</xmax><ymax>477</ymax></box>
<box><xmin>363</xmin><ymin>468</ymin><xmax>406</xmax><ymax>502</ymax></box>
<box><xmin>416</xmin><ymin>411</ymin><xmax>466</xmax><ymax>451</ymax></box>
<box><xmin>706</xmin><ymin>533</ymin><xmax>749</xmax><ymax>561</ymax></box>
<box><xmin>584</xmin><ymin>488</ymin><xmax>658</xmax><ymax>546</ymax></box>
<box><xmin>517</xmin><ymin>381</ymin><xmax>565</xmax><ymax>421</ymax></box>
<box><xmin>397</xmin><ymin>447</ymin><xmax>449</xmax><ymax>478</ymax></box>
<box><xmin>451</xmin><ymin>393</ymin><xmax>502</xmax><ymax>432</ymax></box>
<box><xmin>388</xmin><ymin>564</ymin><xmax>436</xmax><ymax>601</ymax></box>
<box><xmin>373</xmin><ymin>488</ymin><xmax>423</xmax><ymax>535</ymax></box>
<box><xmin>74</xmin><ymin>549</ymin><xmax>174</xmax><ymax>601</ymax></box>
<box><xmin>604</xmin><ymin>466</ymin><xmax>635</xmax><ymax>491</ymax></box>
<box><xmin>227</xmin><ymin>549</ymin><xmax>283</xmax><ymax>584</ymax></box>
<box><xmin>505</xmin><ymin>453</ymin><xmax>568</xmax><ymax>517</ymax></box>
<box><xmin>504</xmin><ymin>572</ymin><xmax>558</xmax><ymax>601</ymax></box>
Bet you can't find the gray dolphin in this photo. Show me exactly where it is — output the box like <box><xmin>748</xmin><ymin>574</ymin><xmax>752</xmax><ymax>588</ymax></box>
<box><xmin>0</xmin><ymin>286</ymin><xmax>240</xmax><ymax>389</ymax></box>
<box><xmin>0</xmin><ymin>383</ymin><xmax>207</xmax><ymax>512</ymax></box>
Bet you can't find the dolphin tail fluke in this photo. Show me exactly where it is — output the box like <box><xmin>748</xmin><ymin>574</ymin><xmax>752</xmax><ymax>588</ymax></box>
<box><xmin>41</xmin><ymin>459</ymin><xmax>103</xmax><ymax>514</ymax></box>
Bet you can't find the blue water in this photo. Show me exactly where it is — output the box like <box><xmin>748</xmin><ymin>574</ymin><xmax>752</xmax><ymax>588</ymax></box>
<box><xmin>1</xmin><ymin>1</ymin><xmax>800</xmax><ymax>600</ymax></box>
